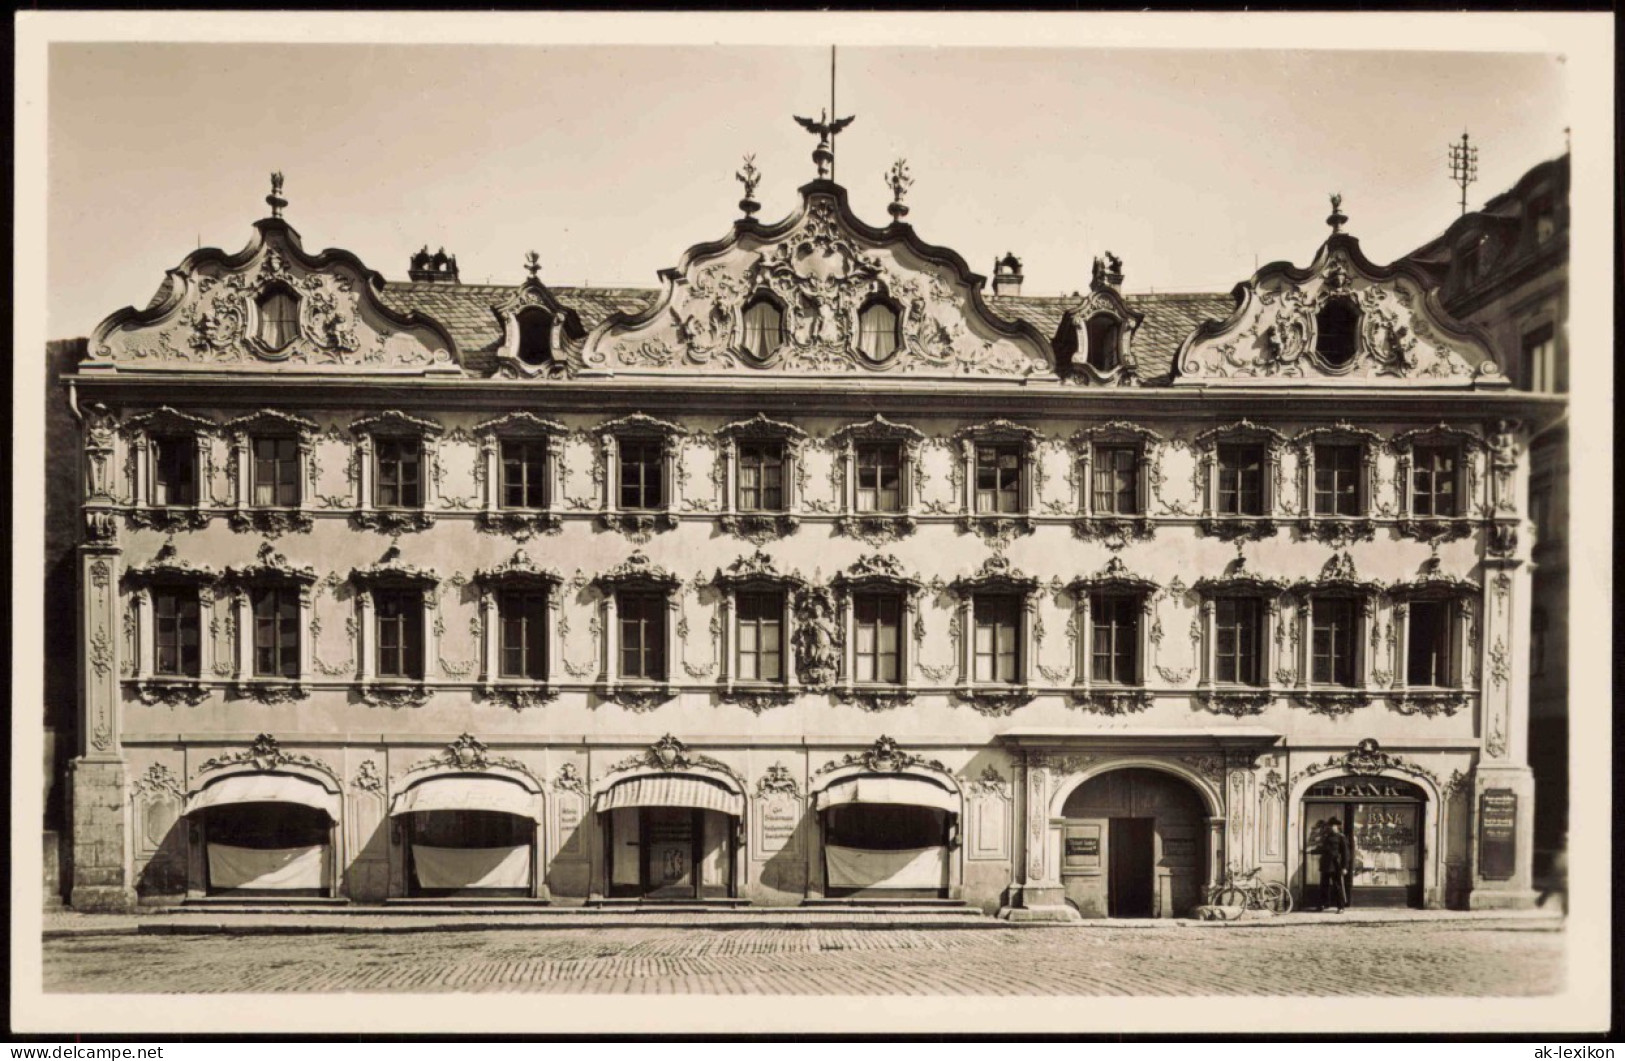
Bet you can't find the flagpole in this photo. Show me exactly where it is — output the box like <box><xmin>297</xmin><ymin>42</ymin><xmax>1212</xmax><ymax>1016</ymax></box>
<box><xmin>830</xmin><ymin>45</ymin><xmax>837</xmax><ymax>182</ymax></box>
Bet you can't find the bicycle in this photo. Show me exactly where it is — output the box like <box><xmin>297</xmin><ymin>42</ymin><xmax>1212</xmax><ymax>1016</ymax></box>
<box><xmin>1204</xmin><ymin>865</ymin><xmax>1294</xmax><ymax>914</ymax></box>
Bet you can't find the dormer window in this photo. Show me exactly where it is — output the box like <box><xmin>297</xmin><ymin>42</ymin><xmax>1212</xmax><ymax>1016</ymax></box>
<box><xmin>152</xmin><ymin>436</ymin><xmax>198</xmax><ymax>507</ymax></box>
<box><xmin>255</xmin><ymin>285</ymin><xmax>301</xmax><ymax>351</ymax></box>
<box><xmin>1314</xmin><ymin>298</ymin><xmax>1360</xmax><ymax>369</ymax></box>
<box><xmin>1084</xmin><ymin>314</ymin><xmax>1121</xmax><ymax>372</ymax></box>
<box><xmin>857</xmin><ymin>298</ymin><xmax>901</xmax><ymax>362</ymax></box>
<box><xmin>741</xmin><ymin>296</ymin><xmax>785</xmax><ymax>359</ymax></box>
<box><xmin>516</xmin><ymin>307</ymin><xmax>553</xmax><ymax>366</ymax></box>
<box><xmin>1529</xmin><ymin>192</ymin><xmax>1556</xmax><ymax>244</ymax></box>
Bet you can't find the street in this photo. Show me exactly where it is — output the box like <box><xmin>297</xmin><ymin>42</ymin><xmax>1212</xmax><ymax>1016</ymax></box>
<box><xmin>44</xmin><ymin>921</ymin><xmax>1563</xmax><ymax>995</ymax></box>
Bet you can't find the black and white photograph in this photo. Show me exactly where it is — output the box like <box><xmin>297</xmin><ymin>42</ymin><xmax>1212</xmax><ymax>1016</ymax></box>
<box><xmin>11</xmin><ymin>10</ymin><xmax>1611</xmax><ymax>1039</ymax></box>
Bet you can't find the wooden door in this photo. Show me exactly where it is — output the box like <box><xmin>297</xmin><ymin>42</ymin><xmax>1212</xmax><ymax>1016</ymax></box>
<box><xmin>642</xmin><ymin>807</ymin><xmax>699</xmax><ymax>899</ymax></box>
<box><xmin>1108</xmin><ymin>817</ymin><xmax>1155</xmax><ymax>918</ymax></box>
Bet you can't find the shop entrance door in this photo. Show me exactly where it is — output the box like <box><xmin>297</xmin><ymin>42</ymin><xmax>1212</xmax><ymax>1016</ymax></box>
<box><xmin>1108</xmin><ymin>817</ymin><xmax>1155</xmax><ymax>918</ymax></box>
<box><xmin>641</xmin><ymin>807</ymin><xmax>700</xmax><ymax>899</ymax></box>
<box><xmin>1302</xmin><ymin>777</ymin><xmax>1426</xmax><ymax>909</ymax></box>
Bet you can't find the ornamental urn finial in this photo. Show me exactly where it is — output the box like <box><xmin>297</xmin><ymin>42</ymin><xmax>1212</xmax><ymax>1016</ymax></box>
<box><xmin>524</xmin><ymin>250</ymin><xmax>541</xmax><ymax>280</ymax></box>
<box><xmin>266</xmin><ymin>171</ymin><xmax>287</xmax><ymax>219</ymax></box>
<box><xmin>736</xmin><ymin>154</ymin><xmax>762</xmax><ymax>219</ymax></box>
<box><xmin>885</xmin><ymin>158</ymin><xmax>913</xmax><ymax>222</ymax></box>
<box><xmin>1327</xmin><ymin>192</ymin><xmax>1348</xmax><ymax>234</ymax></box>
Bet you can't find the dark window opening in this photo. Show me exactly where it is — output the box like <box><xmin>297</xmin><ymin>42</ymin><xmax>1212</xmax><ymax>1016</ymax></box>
<box><xmin>853</xmin><ymin>594</ymin><xmax>902</xmax><ymax>684</ymax></box>
<box><xmin>1315</xmin><ymin>298</ymin><xmax>1361</xmax><ymax>367</ymax></box>
<box><xmin>1311</xmin><ymin>597</ymin><xmax>1358</xmax><ymax>687</ymax></box>
<box><xmin>498</xmin><ymin>590</ymin><xmax>548</xmax><ymax>680</ymax></box>
<box><xmin>737</xmin><ymin>441</ymin><xmax>785</xmax><ymax>512</ymax></box>
<box><xmin>1523</xmin><ymin>324</ymin><xmax>1558</xmax><ymax>394</ymax></box>
<box><xmin>735</xmin><ymin>591</ymin><xmax>784</xmax><ymax>682</ymax></box>
<box><xmin>1406</xmin><ymin>600</ymin><xmax>1455</xmax><ymax>687</ymax></box>
<box><xmin>1214</xmin><ymin>597</ymin><xmax>1262</xmax><ymax>686</ymax></box>
<box><xmin>375</xmin><ymin>439</ymin><xmax>423</xmax><ymax>509</ymax></box>
<box><xmin>1092</xmin><ymin>445</ymin><xmax>1139</xmax><ymax>515</ymax></box>
<box><xmin>1411</xmin><ymin>445</ymin><xmax>1458</xmax><ymax>518</ymax></box>
<box><xmin>975</xmin><ymin>444</ymin><xmax>1023</xmax><ymax>514</ymax></box>
<box><xmin>252</xmin><ymin>586</ymin><xmax>300</xmax><ymax>679</ymax></box>
<box><xmin>855</xmin><ymin>443</ymin><xmax>903</xmax><ymax>513</ymax></box>
<box><xmin>1090</xmin><ymin>593</ymin><xmax>1139</xmax><ymax>685</ymax></box>
<box><xmin>1085</xmin><ymin>314</ymin><xmax>1121</xmax><ymax>371</ymax></box>
<box><xmin>1530</xmin><ymin>608</ymin><xmax>1548</xmax><ymax>677</ymax></box>
<box><xmin>501</xmin><ymin>439</ymin><xmax>549</xmax><ymax>509</ymax></box>
<box><xmin>374</xmin><ymin>589</ymin><xmax>425</xmax><ymax>680</ymax></box>
<box><xmin>619</xmin><ymin>592</ymin><xmax>667</xmax><ymax>682</ymax></box>
<box><xmin>1313</xmin><ymin>444</ymin><xmax>1363</xmax><ymax>517</ymax></box>
<box><xmin>252</xmin><ymin>437</ymin><xmax>301</xmax><ymax>508</ymax></box>
<box><xmin>516</xmin><ymin>308</ymin><xmax>553</xmax><ymax>366</ymax></box>
<box><xmin>152</xmin><ymin>436</ymin><xmax>197</xmax><ymax>507</ymax></box>
<box><xmin>153</xmin><ymin>587</ymin><xmax>201</xmax><ymax>677</ymax></box>
<box><xmin>618</xmin><ymin>438</ymin><xmax>665</xmax><ymax>510</ymax></box>
<box><xmin>1216</xmin><ymin>443</ymin><xmax>1265</xmax><ymax>516</ymax></box>
<box><xmin>973</xmin><ymin>595</ymin><xmax>1022</xmax><ymax>685</ymax></box>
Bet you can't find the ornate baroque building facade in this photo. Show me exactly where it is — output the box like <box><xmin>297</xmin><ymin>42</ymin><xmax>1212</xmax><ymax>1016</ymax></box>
<box><xmin>63</xmin><ymin>145</ymin><xmax>1557</xmax><ymax>917</ymax></box>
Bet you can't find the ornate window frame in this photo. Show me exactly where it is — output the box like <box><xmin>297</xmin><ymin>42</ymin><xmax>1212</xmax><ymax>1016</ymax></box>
<box><xmin>224</xmin><ymin>409</ymin><xmax>318</xmax><ymax>535</ymax></box>
<box><xmin>1193</xmin><ymin>419</ymin><xmax>1287</xmax><ymax>540</ymax></box>
<box><xmin>947</xmin><ymin>556</ymin><xmax>1039</xmax><ymax>715</ymax></box>
<box><xmin>1065</xmin><ymin>557</ymin><xmax>1159</xmax><ymax>714</ymax></box>
<box><xmin>1062</xmin><ymin>283</ymin><xmax>1143</xmax><ymax>385</ymax></box>
<box><xmin>1388</xmin><ymin>423</ymin><xmax>1487</xmax><ymax>542</ymax></box>
<box><xmin>1191</xmin><ymin>558</ymin><xmax>1288</xmax><ymax>716</ymax></box>
<box><xmin>120</xmin><ymin>407</ymin><xmax>218</xmax><ymax>531</ymax></box>
<box><xmin>717</xmin><ymin>413</ymin><xmax>806</xmax><ymax>543</ymax></box>
<box><xmin>348</xmin><ymin>410</ymin><xmax>444</xmax><ymax>534</ymax></box>
<box><xmin>830</xmin><ymin>553</ymin><xmax>922</xmax><ymax>710</ymax></box>
<box><xmin>1385</xmin><ymin>558</ymin><xmax>1479</xmax><ymax>710</ymax></box>
<box><xmin>597</xmin><ymin>413</ymin><xmax>685</xmax><ymax>541</ymax></box>
<box><xmin>122</xmin><ymin>543</ymin><xmax>220</xmax><ymax>706</ymax></box>
<box><xmin>1069</xmin><ymin>421</ymin><xmax>1160</xmax><ymax>543</ymax></box>
<box><xmin>830</xmin><ymin>415</ymin><xmax>923</xmax><ymax>545</ymax></box>
<box><xmin>251</xmin><ymin>281</ymin><xmax>304</xmax><ymax>357</ymax></box>
<box><xmin>854</xmin><ymin>292</ymin><xmax>905</xmax><ymax>366</ymax></box>
<box><xmin>349</xmin><ymin>545</ymin><xmax>440</xmax><ymax>705</ymax></box>
<box><xmin>954</xmin><ymin>419</ymin><xmax>1041</xmax><ymax>546</ymax></box>
<box><xmin>1291</xmin><ymin>423</ymin><xmax>1382</xmax><ymax>544</ymax></box>
<box><xmin>474</xmin><ymin>411</ymin><xmax>567</xmax><ymax>538</ymax></box>
<box><xmin>492</xmin><ymin>282</ymin><xmax>582</xmax><ymax>380</ymax></box>
<box><xmin>710</xmin><ymin>550</ymin><xmax>807</xmax><ymax>712</ymax></box>
<box><xmin>223</xmin><ymin>542</ymin><xmax>318</xmax><ymax>703</ymax></box>
<box><xmin>473</xmin><ymin>549</ymin><xmax>564</xmax><ymax>709</ymax></box>
<box><xmin>1285</xmin><ymin>552</ymin><xmax>1384</xmax><ymax>716</ymax></box>
<box><xmin>738</xmin><ymin>290</ymin><xmax>790</xmax><ymax>364</ymax></box>
<box><xmin>591</xmin><ymin>552</ymin><xmax>682</xmax><ymax>708</ymax></box>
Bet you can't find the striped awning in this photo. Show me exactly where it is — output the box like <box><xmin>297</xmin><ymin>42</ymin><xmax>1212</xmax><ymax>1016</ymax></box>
<box><xmin>595</xmin><ymin>774</ymin><xmax>743</xmax><ymax>816</ymax></box>
<box><xmin>391</xmin><ymin>775</ymin><xmax>545</xmax><ymax>823</ymax></box>
<box><xmin>185</xmin><ymin>773</ymin><xmax>340</xmax><ymax>821</ymax></box>
<box><xmin>815</xmin><ymin>775</ymin><xmax>960</xmax><ymax>814</ymax></box>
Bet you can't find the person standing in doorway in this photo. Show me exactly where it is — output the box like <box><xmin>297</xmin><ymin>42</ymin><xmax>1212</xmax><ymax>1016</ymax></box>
<box><xmin>1318</xmin><ymin>818</ymin><xmax>1351</xmax><ymax>913</ymax></box>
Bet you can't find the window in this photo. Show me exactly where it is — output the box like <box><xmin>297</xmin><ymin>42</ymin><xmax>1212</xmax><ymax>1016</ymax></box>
<box><xmin>256</xmin><ymin>287</ymin><xmax>300</xmax><ymax>351</ymax></box>
<box><xmin>501</xmin><ymin>440</ymin><xmax>549</xmax><ymax>510</ymax></box>
<box><xmin>375</xmin><ymin>439</ymin><xmax>423</xmax><ymax>509</ymax></box>
<box><xmin>252</xmin><ymin>586</ymin><xmax>301</xmax><ymax>679</ymax></box>
<box><xmin>618</xmin><ymin>439</ymin><xmax>665</xmax><ymax>510</ymax></box>
<box><xmin>1531</xmin><ymin>608</ymin><xmax>1548</xmax><ymax>677</ymax></box>
<box><xmin>1313</xmin><ymin>444</ymin><xmax>1362</xmax><ymax>517</ymax></box>
<box><xmin>152</xmin><ymin>436</ymin><xmax>197</xmax><ymax>507</ymax></box>
<box><xmin>975</xmin><ymin>445</ymin><xmax>1023</xmax><ymax>514</ymax></box>
<box><xmin>741</xmin><ymin>298</ymin><xmax>785</xmax><ymax>359</ymax></box>
<box><xmin>1216</xmin><ymin>444</ymin><xmax>1265</xmax><ymax>516</ymax></box>
<box><xmin>1315</xmin><ymin>298</ymin><xmax>1360</xmax><ymax>367</ymax></box>
<box><xmin>1310</xmin><ymin>598</ymin><xmax>1358</xmax><ymax>687</ymax></box>
<box><xmin>1405</xmin><ymin>600</ymin><xmax>1455</xmax><ymax>687</ymax></box>
<box><xmin>1090</xmin><ymin>593</ymin><xmax>1139</xmax><ymax>684</ymax></box>
<box><xmin>737</xmin><ymin>441</ymin><xmax>785</xmax><ymax>512</ymax></box>
<box><xmin>1411</xmin><ymin>445</ymin><xmax>1458</xmax><ymax>518</ymax></box>
<box><xmin>855</xmin><ymin>443</ymin><xmax>902</xmax><ymax>513</ymax></box>
<box><xmin>153</xmin><ymin>588</ymin><xmax>201</xmax><ymax>677</ymax></box>
<box><xmin>1092</xmin><ymin>445</ymin><xmax>1139</xmax><ymax>515</ymax></box>
<box><xmin>618</xmin><ymin>592</ymin><xmax>667</xmax><ymax>681</ymax></box>
<box><xmin>853</xmin><ymin>594</ymin><xmax>902</xmax><ymax>684</ymax></box>
<box><xmin>973</xmin><ymin>596</ymin><xmax>1022</xmax><ymax>684</ymax></box>
<box><xmin>734</xmin><ymin>591</ymin><xmax>784</xmax><ymax>682</ymax></box>
<box><xmin>498</xmin><ymin>590</ymin><xmax>548</xmax><ymax>680</ymax></box>
<box><xmin>516</xmin><ymin>307</ymin><xmax>552</xmax><ymax>366</ymax></box>
<box><xmin>1523</xmin><ymin>325</ymin><xmax>1557</xmax><ymax>394</ymax></box>
<box><xmin>1529</xmin><ymin>193</ymin><xmax>1556</xmax><ymax>244</ymax></box>
<box><xmin>1085</xmin><ymin>314</ymin><xmax>1120</xmax><ymax>371</ymax></box>
<box><xmin>375</xmin><ymin>589</ymin><xmax>425</xmax><ymax>680</ymax></box>
<box><xmin>252</xmin><ymin>437</ymin><xmax>301</xmax><ymax>507</ymax></box>
<box><xmin>1214</xmin><ymin>598</ymin><xmax>1262</xmax><ymax>686</ymax></box>
<box><xmin>857</xmin><ymin>300</ymin><xmax>900</xmax><ymax>361</ymax></box>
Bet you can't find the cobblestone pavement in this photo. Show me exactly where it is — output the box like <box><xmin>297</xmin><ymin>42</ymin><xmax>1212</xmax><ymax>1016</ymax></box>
<box><xmin>44</xmin><ymin>921</ymin><xmax>1562</xmax><ymax>995</ymax></box>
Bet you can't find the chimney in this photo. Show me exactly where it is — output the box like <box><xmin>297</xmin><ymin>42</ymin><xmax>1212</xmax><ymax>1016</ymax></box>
<box><xmin>408</xmin><ymin>245</ymin><xmax>461</xmax><ymax>283</ymax></box>
<box><xmin>992</xmin><ymin>252</ymin><xmax>1024</xmax><ymax>296</ymax></box>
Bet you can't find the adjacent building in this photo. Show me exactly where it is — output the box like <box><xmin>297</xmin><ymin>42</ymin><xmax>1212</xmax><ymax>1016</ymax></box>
<box><xmin>60</xmin><ymin>132</ymin><xmax>1558</xmax><ymax>917</ymax></box>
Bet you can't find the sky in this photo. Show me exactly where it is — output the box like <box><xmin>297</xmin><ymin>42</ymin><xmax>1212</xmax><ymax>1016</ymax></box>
<box><xmin>45</xmin><ymin>33</ymin><xmax>1569</xmax><ymax>339</ymax></box>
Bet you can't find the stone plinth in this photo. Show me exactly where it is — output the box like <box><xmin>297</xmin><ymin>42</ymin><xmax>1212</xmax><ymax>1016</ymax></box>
<box><xmin>69</xmin><ymin>758</ymin><xmax>135</xmax><ymax>912</ymax></box>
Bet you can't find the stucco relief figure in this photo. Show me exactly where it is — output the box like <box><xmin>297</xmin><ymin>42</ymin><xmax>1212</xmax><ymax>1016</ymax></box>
<box><xmin>793</xmin><ymin>588</ymin><xmax>840</xmax><ymax>687</ymax></box>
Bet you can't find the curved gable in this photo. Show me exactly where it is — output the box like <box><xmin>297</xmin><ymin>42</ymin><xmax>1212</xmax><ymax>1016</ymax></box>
<box><xmin>580</xmin><ymin>181</ymin><xmax>1054</xmax><ymax>379</ymax></box>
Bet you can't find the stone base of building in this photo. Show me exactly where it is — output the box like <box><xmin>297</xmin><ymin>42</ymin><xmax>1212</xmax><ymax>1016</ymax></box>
<box><xmin>997</xmin><ymin>904</ymin><xmax>1082</xmax><ymax>922</ymax></box>
<box><xmin>1468</xmin><ymin>888</ymin><xmax>1540</xmax><ymax>911</ymax></box>
<box><xmin>69</xmin><ymin>758</ymin><xmax>135</xmax><ymax>913</ymax></box>
<box><xmin>69</xmin><ymin>885</ymin><xmax>138</xmax><ymax>913</ymax></box>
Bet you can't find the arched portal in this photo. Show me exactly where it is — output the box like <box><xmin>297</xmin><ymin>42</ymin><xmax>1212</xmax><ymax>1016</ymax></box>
<box><xmin>390</xmin><ymin>773</ymin><xmax>545</xmax><ymax>898</ymax></box>
<box><xmin>185</xmin><ymin>771</ymin><xmax>341</xmax><ymax>898</ymax></box>
<box><xmin>1301</xmin><ymin>775</ymin><xmax>1428</xmax><ymax>909</ymax></box>
<box><xmin>1058</xmin><ymin>767</ymin><xmax>1208</xmax><ymax>918</ymax></box>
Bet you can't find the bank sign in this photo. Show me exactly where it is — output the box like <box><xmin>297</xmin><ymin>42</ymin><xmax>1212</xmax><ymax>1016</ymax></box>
<box><xmin>1305</xmin><ymin>779</ymin><xmax>1423</xmax><ymax>800</ymax></box>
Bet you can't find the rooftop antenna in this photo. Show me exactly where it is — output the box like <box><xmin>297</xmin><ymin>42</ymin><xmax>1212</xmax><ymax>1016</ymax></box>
<box><xmin>1447</xmin><ymin>131</ymin><xmax>1478</xmax><ymax>217</ymax></box>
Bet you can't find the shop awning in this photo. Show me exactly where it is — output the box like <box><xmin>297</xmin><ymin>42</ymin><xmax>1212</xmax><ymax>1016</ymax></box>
<box><xmin>595</xmin><ymin>775</ymin><xmax>743</xmax><ymax>816</ymax></box>
<box><xmin>391</xmin><ymin>776</ymin><xmax>545</xmax><ymax>823</ymax></box>
<box><xmin>815</xmin><ymin>775</ymin><xmax>960</xmax><ymax>814</ymax></box>
<box><xmin>185</xmin><ymin>773</ymin><xmax>340</xmax><ymax>821</ymax></box>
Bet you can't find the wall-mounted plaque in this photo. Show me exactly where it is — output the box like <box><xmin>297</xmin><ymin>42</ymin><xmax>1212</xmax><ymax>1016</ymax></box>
<box><xmin>1066</xmin><ymin>836</ymin><xmax>1100</xmax><ymax>857</ymax></box>
<box><xmin>1477</xmin><ymin>788</ymin><xmax>1517</xmax><ymax>881</ymax></box>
